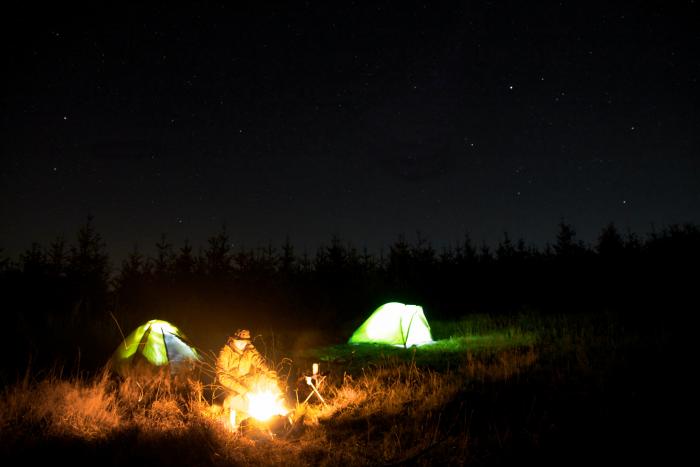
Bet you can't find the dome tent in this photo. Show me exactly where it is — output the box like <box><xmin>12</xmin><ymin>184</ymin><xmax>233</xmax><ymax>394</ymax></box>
<box><xmin>110</xmin><ymin>319</ymin><xmax>201</xmax><ymax>377</ymax></box>
<box><xmin>348</xmin><ymin>302</ymin><xmax>434</xmax><ymax>347</ymax></box>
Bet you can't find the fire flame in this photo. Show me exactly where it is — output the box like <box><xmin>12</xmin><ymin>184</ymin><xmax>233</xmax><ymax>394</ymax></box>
<box><xmin>245</xmin><ymin>376</ymin><xmax>289</xmax><ymax>422</ymax></box>
<box><xmin>247</xmin><ymin>389</ymin><xmax>288</xmax><ymax>421</ymax></box>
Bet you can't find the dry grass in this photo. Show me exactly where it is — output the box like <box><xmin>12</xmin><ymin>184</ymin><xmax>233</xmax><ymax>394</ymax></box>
<box><xmin>0</xmin><ymin>368</ymin><xmax>120</xmax><ymax>441</ymax></box>
<box><xmin>0</xmin><ymin>311</ymin><xmax>668</xmax><ymax>466</ymax></box>
<box><xmin>0</xmin><ymin>353</ymin><xmax>534</xmax><ymax>465</ymax></box>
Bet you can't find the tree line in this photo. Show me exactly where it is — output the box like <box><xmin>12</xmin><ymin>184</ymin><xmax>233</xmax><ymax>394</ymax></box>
<box><xmin>1</xmin><ymin>216</ymin><xmax>697</xmax><ymax>380</ymax></box>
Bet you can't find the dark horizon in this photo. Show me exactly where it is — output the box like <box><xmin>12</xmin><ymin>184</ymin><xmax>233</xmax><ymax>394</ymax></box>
<box><xmin>2</xmin><ymin>214</ymin><xmax>694</xmax><ymax>268</ymax></box>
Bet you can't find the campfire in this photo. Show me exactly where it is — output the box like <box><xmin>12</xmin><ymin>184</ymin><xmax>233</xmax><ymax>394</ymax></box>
<box><xmin>227</xmin><ymin>374</ymin><xmax>289</xmax><ymax>429</ymax></box>
<box><xmin>247</xmin><ymin>387</ymin><xmax>288</xmax><ymax>421</ymax></box>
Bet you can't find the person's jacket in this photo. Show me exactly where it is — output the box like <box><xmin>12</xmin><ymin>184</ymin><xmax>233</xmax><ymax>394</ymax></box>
<box><xmin>216</xmin><ymin>339</ymin><xmax>269</xmax><ymax>395</ymax></box>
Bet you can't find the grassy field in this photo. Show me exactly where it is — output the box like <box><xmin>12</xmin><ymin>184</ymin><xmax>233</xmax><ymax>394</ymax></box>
<box><xmin>0</xmin><ymin>311</ymin><xmax>681</xmax><ymax>466</ymax></box>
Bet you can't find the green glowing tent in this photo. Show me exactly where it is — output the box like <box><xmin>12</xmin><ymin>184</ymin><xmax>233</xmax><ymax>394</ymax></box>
<box><xmin>110</xmin><ymin>319</ymin><xmax>201</xmax><ymax>377</ymax></box>
<box><xmin>348</xmin><ymin>302</ymin><xmax>435</xmax><ymax>347</ymax></box>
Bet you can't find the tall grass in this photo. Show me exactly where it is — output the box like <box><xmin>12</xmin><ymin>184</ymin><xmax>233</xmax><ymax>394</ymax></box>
<box><xmin>0</xmin><ymin>311</ymin><xmax>668</xmax><ymax>465</ymax></box>
<box><xmin>0</xmin><ymin>367</ymin><xmax>120</xmax><ymax>441</ymax></box>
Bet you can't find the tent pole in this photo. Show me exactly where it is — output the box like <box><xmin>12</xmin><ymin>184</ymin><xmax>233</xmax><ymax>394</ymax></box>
<box><xmin>405</xmin><ymin>313</ymin><xmax>416</xmax><ymax>348</ymax></box>
<box><xmin>161</xmin><ymin>328</ymin><xmax>170</xmax><ymax>371</ymax></box>
<box><xmin>138</xmin><ymin>324</ymin><xmax>152</xmax><ymax>354</ymax></box>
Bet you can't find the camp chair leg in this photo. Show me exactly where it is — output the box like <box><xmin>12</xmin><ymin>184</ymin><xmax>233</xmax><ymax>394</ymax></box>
<box><xmin>311</xmin><ymin>382</ymin><xmax>326</xmax><ymax>406</ymax></box>
<box><xmin>304</xmin><ymin>376</ymin><xmax>327</xmax><ymax>406</ymax></box>
<box><xmin>302</xmin><ymin>390</ymin><xmax>314</xmax><ymax>405</ymax></box>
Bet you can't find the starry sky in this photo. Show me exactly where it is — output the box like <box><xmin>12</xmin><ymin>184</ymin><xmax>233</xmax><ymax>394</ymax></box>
<box><xmin>2</xmin><ymin>1</ymin><xmax>698</xmax><ymax>262</ymax></box>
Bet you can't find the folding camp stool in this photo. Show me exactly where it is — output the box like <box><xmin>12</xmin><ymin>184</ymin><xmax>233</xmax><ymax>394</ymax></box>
<box><xmin>302</xmin><ymin>363</ymin><xmax>327</xmax><ymax>406</ymax></box>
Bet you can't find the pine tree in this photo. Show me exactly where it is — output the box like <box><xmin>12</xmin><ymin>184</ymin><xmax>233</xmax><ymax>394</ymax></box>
<box><xmin>48</xmin><ymin>236</ymin><xmax>67</xmax><ymax>277</ymax></box>
<box><xmin>205</xmin><ymin>225</ymin><xmax>232</xmax><ymax>277</ymax></box>
<box><xmin>68</xmin><ymin>215</ymin><xmax>110</xmax><ymax>320</ymax></box>
<box><xmin>153</xmin><ymin>233</ymin><xmax>173</xmax><ymax>278</ymax></box>
<box><xmin>20</xmin><ymin>242</ymin><xmax>46</xmax><ymax>276</ymax></box>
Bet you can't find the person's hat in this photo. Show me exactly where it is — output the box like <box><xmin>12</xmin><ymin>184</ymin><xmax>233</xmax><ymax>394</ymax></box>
<box><xmin>232</xmin><ymin>329</ymin><xmax>251</xmax><ymax>341</ymax></box>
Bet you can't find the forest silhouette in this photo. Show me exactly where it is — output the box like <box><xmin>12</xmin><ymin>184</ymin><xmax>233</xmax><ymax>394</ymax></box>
<box><xmin>1</xmin><ymin>216</ymin><xmax>696</xmax><ymax>384</ymax></box>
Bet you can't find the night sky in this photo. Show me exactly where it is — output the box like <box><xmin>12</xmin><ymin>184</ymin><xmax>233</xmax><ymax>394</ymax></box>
<box><xmin>2</xmin><ymin>1</ymin><xmax>698</xmax><ymax>262</ymax></box>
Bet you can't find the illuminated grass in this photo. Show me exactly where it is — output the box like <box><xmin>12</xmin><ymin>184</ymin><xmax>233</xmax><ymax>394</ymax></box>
<box><xmin>295</xmin><ymin>313</ymin><xmax>539</xmax><ymax>374</ymax></box>
<box><xmin>0</xmin><ymin>311</ymin><xmax>664</xmax><ymax>466</ymax></box>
